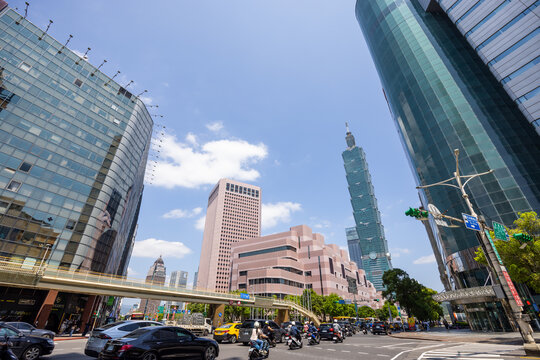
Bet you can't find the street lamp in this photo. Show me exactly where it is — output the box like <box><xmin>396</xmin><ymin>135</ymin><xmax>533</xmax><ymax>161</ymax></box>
<box><xmin>416</xmin><ymin>149</ymin><xmax>538</xmax><ymax>355</ymax></box>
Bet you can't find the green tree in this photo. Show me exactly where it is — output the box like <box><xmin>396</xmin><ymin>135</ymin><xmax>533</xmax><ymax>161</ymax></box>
<box><xmin>358</xmin><ymin>305</ymin><xmax>376</xmax><ymax>318</ymax></box>
<box><xmin>322</xmin><ymin>293</ymin><xmax>342</xmax><ymax>320</ymax></box>
<box><xmin>224</xmin><ymin>290</ymin><xmax>251</xmax><ymax>322</ymax></box>
<box><xmin>186</xmin><ymin>303</ymin><xmax>206</xmax><ymax>314</ymax></box>
<box><xmin>474</xmin><ymin>211</ymin><xmax>540</xmax><ymax>292</ymax></box>
<box><xmin>382</xmin><ymin>268</ymin><xmax>423</xmax><ymax>317</ymax></box>
<box><xmin>410</xmin><ymin>287</ymin><xmax>444</xmax><ymax>321</ymax></box>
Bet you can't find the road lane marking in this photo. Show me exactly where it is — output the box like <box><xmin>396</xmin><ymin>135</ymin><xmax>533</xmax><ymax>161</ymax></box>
<box><xmin>358</xmin><ymin>351</ymin><xmax>368</xmax><ymax>355</ymax></box>
<box><xmin>377</xmin><ymin>355</ymin><xmax>390</xmax><ymax>357</ymax></box>
<box><xmin>390</xmin><ymin>343</ymin><xmax>454</xmax><ymax>360</ymax></box>
<box><xmin>382</xmin><ymin>341</ymin><xmax>420</xmax><ymax>348</ymax></box>
<box><xmin>327</xmin><ymin>348</ymin><xmax>336</xmax><ymax>351</ymax></box>
<box><xmin>341</xmin><ymin>350</ymin><xmax>351</xmax><ymax>353</ymax></box>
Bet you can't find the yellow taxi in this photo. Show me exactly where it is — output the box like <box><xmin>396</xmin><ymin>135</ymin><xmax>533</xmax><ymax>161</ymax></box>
<box><xmin>213</xmin><ymin>322</ymin><xmax>242</xmax><ymax>343</ymax></box>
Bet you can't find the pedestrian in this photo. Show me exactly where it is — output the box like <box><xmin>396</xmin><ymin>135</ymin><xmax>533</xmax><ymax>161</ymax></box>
<box><xmin>443</xmin><ymin>319</ymin><xmax>449</xmax><ymax>331</ymax></box>
<box><xmin>59</xmin><ymin>320</ymin><xmax>68</xmax><ymax>335</ymax></box>
<box><xmin>69</xmin><ymin>323</ymin><xmax>76</xmax><ymax>337</ymax></box>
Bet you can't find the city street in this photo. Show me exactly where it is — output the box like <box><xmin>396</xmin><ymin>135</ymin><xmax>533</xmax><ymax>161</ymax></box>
<box><xmin>44</xmin><ymin>333</ymin><xmax>523</xmax><ymax>360</ymax></box>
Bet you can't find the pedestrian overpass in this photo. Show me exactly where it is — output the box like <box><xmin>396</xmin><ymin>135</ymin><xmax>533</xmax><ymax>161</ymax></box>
<box><xmin>0</xmin><ymin>257</ymin><xmax>319</xmax><ymax>325</ymax></box>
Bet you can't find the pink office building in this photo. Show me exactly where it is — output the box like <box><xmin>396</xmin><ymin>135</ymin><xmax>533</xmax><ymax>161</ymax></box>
<box><xmin>230</xmin><ymin>225</ymin><xmax>380</xmax><ymax>307</ymax></box>
<box><xmin>197</xmin><ymin>179</ymin><xmax>261</xmax><ymax>292</ymax></box>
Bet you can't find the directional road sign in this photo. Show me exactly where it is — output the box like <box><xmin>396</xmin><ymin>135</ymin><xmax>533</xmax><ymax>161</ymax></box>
<box><xmin>240</xmin><ymin>293</ymin><xmax>250</xmax><ymax>300</ymax></box>
<box><xmin>462</xmin><ymin>213</ymin><xmax>481</xmax><ymax>231</ymax></box>
<box><xmin>493</xmin><ymin>221</ymin><xmax>509</xmax><ymax>241</ymax></box>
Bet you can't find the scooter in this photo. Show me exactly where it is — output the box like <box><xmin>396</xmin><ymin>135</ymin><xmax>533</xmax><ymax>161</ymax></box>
<box><xmin>307</xmin><ymin>332</ymin><xmax>320</xmax><ymax>345</ymax></box>
<box><xmin>0</xmin><ymin>336</ymin><xmax>17</xmax><ymax>360</ymax></box>
<box><xmin>362</xmin><ymin>328</ymin><xmax>368</xmax><ymax>335</ymax></box>
<box><xmin>248</xmin><ymin>340</ymin><xmax>269</xmax><ymax>360</ymax></box>
<box><xmin>332</xmin><ymin>330</ymin><xmax>343</xmax><ymax>343</ymax></box>
<box><xmin>286</xmin><ymin>334</ymin><xmax>303</xmax><ymax>349</ymax></box>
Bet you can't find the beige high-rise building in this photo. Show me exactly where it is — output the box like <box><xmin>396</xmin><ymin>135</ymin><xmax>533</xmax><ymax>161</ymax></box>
<box><xmin>197</xmin><ymin>179</ymin><xmax>261</xmax><ymax>292</ymax></box>
<box><xmin>139</xmin><ymin>256</ymin><xmax>166</xmax><ymax>316</ymax></box>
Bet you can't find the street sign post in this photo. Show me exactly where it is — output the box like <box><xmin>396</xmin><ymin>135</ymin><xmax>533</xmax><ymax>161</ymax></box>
<box><xmin>502</xmin><ymin>267</ymin><xmax>524</xmax><ymax>307</ymax></box>
<box><xmin>493</xmin><ymin>221</ymin><xmax>509</xmax><ymax>241</ymax></box>
<box><xmin>462</xmin><ymin>213</ymin><xmax>481</xmax><ymax>231</ymax></box>
<box><xmin>485</xmin><ymin>230</ymin><xmax>504</xmax><ymax>265</ymax></box>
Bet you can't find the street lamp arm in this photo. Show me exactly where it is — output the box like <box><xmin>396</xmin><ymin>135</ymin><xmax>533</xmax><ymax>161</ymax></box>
<box><xmin>461</xmin><ymin>170</ymin><xmax>494</xmax><ymax>188</ymax></box>
<box><xmin>416</xmin><ymin>176</ymin><xmax>459</xmax><ymax>189</ymax></box>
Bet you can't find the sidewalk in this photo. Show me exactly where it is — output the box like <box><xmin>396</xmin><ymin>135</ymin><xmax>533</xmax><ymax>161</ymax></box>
<box><xmin>54</xmin><ymin>333</ymin><xmax>88</xmax><ymax>341</ymax></box>
<box><xmin>389</xmin><ymin>327</ymin><xmax>540</xmax><ymax>345</ymax></box>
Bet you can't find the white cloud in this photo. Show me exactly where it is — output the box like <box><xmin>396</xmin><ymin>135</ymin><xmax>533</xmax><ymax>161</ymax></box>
<box><xmin>195</xmin><ymin>216</ymin><xmax>206</xmax><ymax>231</ymax></box>
<box><xmin>413</xmin><ymin>254</ymin><xmax>436</xmax><ymax>264</ymax></box>
<box><xmin>162</xmin><ymin>207</ymin><xmax>202</xmax><ymax>219</ymax></box>
<box><xmin>151</xmin><ymin>134</ymin><xmax>268</xmax><ymax>189</ymax></box>
<box><xmin>314</xmin><ymin>220</ymin><xmax>331</xmax><ymax>229</ymax></box>
<box><xmin>390</xmin><ymin>247</ymin><xmax>411</xmax><ymax>258</ymax></box>
<box><xmin>185</xmin><ymin>132</ymin><xmax>198</xmax><ymax>146</ymax></box>
<box><xmin>140</xmin><ymin>95</ymin><xmax>153</xmax><ymax>105</ymax></box>
<box><xmin>206</xmin><ymin>121</ymin><xmax>224</xmax><ymax>132</ymax></box>
<box><xmin>262</xmin><ymin>202</ymin><xmax>302</xmax><ymax>230</ymax></box>
<box><xmin>162</xmin><ymin>82</ymin><xmax>170</xmax><ymax>88</ymax></box>
<box><xmin>132</xmin><ymin>238</ymin><xmax>192</xmax><ymax>259</ymax></box>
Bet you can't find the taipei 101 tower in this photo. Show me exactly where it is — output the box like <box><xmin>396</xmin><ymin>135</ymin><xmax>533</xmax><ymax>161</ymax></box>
<box><xmin>342</xmin><ymin>124</ymin><xmax>392</xmax><ymax>290</ymax></box>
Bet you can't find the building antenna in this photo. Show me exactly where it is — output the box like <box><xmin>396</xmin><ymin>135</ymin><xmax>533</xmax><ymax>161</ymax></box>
<box><xmin>57</xmin><ymin>34</ymin><xmax>73</xmax><ymax>54</ymax></box>
<box><xmin>75</xmin><ymin>47</ymin><xmax>91</xmax><ymax>65</ymax></box>
<box><xmin>104</xmin><ymin>71</ymin><xmax>120</xmax><ymax>87</ymax></box>
<box><xmin>38</xmin><ymin>20</ymin><xmax>53</xmax><ymax>41</ymax></box>
<box><xmin>90</xmin><ymin>59</ymin><xmax>107</xmax><ymax>76</ymax></box>
<box><xmin>23</xmin><ymin>2</ymin><xmax>29</xmax><ymax>18</ymax></box>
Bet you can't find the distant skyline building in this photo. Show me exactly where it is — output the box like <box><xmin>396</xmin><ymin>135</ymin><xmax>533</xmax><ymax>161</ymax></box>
<box><xmin>197</xmin><ymin>179</ymin><xmax>261</xmax><ymax>292</ymax></box>
<box><xmin>230</xmin><ymin>225</ymin><xmax>380</xmax><ymax>307</ymax></box>
<box><xmin>342</xmin><ymin>125</ymin><xmax>392</xmax><ymax>290</ymax></box>
<box><xmin>165</xmin><ymin>270</ymin><xmax>188</xmax><ymax>309</ymax></box>
<box><xmin>139</xmin><ymin>256</ymin><xmax>166</xmax><ymax>316</ymax></box>
<box><xmin>0</xmin><ymin>3</ymin><xmax>152</xmax><ymax>331</ymax></box>
<box><xmin>355</xmin><ymin>0</ymin><xmax>540</xmax><ymax>331</ymax></box>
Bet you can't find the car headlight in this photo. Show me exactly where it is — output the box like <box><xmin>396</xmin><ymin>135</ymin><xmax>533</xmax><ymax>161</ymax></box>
<box><xmin>47</xmin><ymin>339</ymin><xmax>54</xmax><ymax>345</ymax></box>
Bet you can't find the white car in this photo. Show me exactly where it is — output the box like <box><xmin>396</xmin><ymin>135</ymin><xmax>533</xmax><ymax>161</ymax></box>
<box><xmin>84</xmin><ymin>320</ymin><xmax>161</xmax><ymax>357</ymax></box>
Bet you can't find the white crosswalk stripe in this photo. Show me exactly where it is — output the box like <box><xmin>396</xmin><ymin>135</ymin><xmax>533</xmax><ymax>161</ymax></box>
<box><xmin>419</xmin><ymin>349</ymin><xmax>503</xmax><ymax>359</ymax></box>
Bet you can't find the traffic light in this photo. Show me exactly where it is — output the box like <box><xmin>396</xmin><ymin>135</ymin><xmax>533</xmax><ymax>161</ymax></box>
<box><xmin>374</xmin><ymin>299</ymin><xmax>380</xmax><ymax>302</ymax></box>
<box><xmin>514</xmin><ymin>233</ymin><xmax>533</xmax><ymax>242</ymax></box>
<box><xmin>405</xmin><ymin>208</ymin><xmax>428</xmax><ymax>219</ymax></box>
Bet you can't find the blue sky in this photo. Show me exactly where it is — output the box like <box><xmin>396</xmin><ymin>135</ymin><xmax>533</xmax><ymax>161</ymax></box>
<box><xmin>11</xmin><ymin>0</ymin><xmax>442</xmax><ymax>296</ymax></box>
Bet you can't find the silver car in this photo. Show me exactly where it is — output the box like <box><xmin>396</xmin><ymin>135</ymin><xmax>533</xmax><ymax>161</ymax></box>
<box><xmin>84</xmin><ymin>320</ymin><xmax>161</xmax><ymax>357</ymax></box>
<box><xmin>6</xmin><ymin>322</ymin><xmax>55</xmax><ymax>339</ymax></box>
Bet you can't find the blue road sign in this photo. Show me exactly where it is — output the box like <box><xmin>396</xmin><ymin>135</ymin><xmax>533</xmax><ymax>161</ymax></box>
<box><xmin>462</xmin><ymin>213</ymin><xmax>481</xmax><ymax>231</ymax></box>
<box><xmin>218</xmin><ymin>312</ymin><xmax>222</xmax><ymax>317</ymax></box>
<box><xmin>338</xmin><ymin>300</ymin><xmax>346</xmax><ymax>304</ymax></box>
<box><xmin>240</xmin><ymin>293</ymin><xmax>250</xmax><ymax>300</ymax></box>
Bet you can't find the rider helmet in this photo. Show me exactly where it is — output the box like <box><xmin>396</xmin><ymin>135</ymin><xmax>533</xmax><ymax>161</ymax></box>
<box><xmin>254</xmin><ymin>321</ymin><xmax>260</xmax><ymax>328</ymax></box>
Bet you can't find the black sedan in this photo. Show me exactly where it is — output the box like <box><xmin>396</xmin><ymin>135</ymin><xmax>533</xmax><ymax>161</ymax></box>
<box><xmin>6</xmin><ymin>322</ymin><xmax>55</xmax><ymax>339</ymax></box>
<box><xmin>99</xmin><ymin>326</ymin><xmax>219</xmax><ymax>360</ymax></box>
<box><xmin>0</xmin><ymin>322</ymin><xmax>55</xmax><ymax>360</ymax></box>
<box><xmin>371</xmin><ymin>321</ymin><xmax>389</xmax><ymax>335</ymax></box>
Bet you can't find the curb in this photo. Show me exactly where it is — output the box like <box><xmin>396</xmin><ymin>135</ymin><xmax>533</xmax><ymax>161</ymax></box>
<box><xmin>55</xmin><ymin>336</ymin><xmax>87</xmax><ymax>341</ymax></box>
<box><xmin>388</xmin><ymin>333</ymin><xmax>446</xmax><ymax>342</ymax></box>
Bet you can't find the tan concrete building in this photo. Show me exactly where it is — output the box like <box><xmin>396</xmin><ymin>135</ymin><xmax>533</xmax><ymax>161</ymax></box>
<box><xmin>230</xmin><ymin>225</ymin><xmax>380</xmax><ymax>307</ymax></box>
<box><xmin>139</xmin><ymin>256</ymin><xmax>166</xmax><ymax>316</ymax></box>
<box><xmin>196</xmin><ymin>179</ymin><xmax>261</xmax><ymax>292</ymax></box>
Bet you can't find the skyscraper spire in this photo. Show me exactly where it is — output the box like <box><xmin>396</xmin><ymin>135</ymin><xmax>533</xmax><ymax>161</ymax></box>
<box><xmin>345</xmin><ymin>122</ymin><xmax>356</xmax><ymax>148</ymax></box>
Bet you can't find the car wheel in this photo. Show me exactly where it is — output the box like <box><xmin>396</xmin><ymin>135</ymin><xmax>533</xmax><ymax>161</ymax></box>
<box><xmin>203</xmin><ymin>346</ymin><xmax>217</xmax><ymax>360</ymax></box>
<box><xmin>142</xmin><ymin>351</ymin><xmax>159</xmax><ymax>360</ymax></box>
<box><xmin>203</xmin><ymin>330</ymin><xmax>209</xmax><ymax>336</ymax></box>
<box><xmin>230</xmin><ymin>335</ymin><xmax>237</xmax><ymax>344</ymax></box>
<box><xmin>22</xmin><ymin>345</ymin><xmax>41</xmax><ymax>360</ymax></box>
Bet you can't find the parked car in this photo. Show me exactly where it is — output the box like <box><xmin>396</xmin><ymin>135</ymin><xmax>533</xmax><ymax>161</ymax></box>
<box><xmin>213</xmin><ymin>322</ymin><xmax>241</xmax><ymax>343</ymax></box>
<box><xmin>0</xmin><ymin>322</ymin><xmax>54</xmax><ymax>360</ymax></box>
<box><xmin>85</xmin><ymin>320</ymin><xmax>162</xmax><ymax>357</ymax></box>
<box><xmin>238</xmin><ymin>319</ymin><xmax>286</xmax><ymax>345</ymax></box>
<box><xmin>6</xmin><ymin>322</ymin><xmax>55</xmax><ymax>340</ymax></box>
<box><xmin>371</xmin><ymin>321</ymin><xmax>389</xmax><ymax>335</ymax></box>
<box><xmin>98</xmin><ymin>326</ymin><xmax>219</xmax><ymax>360</ymax></box>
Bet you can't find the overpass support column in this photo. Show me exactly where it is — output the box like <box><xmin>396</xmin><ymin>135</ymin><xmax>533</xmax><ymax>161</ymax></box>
<box><xmin>276</xmin><ymin>309</ymin><xmax>289</xmax><ymax>324</ymax></box>
<box><xmin>210</xmin><ymin>304</ymin><xmax>225</xmax><ymax>329</ymax></box>
<box><xmin>34</xmin><ymin>290</ymin><xmax>58</xmax><ymax>329</ymax></box>
<box><xmin>80</xmin><ymin>295</ymin><xmax>98</xmax><ymax>332</ymax></box>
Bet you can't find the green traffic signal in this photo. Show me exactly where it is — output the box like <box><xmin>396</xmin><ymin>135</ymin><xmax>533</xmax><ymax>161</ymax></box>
<box><xmin>405</xmin><ymin>208</ymin><xmax>429</xmax><ymax>219</ymax></box>
<box><xmin>514</xmin><ymin>233</ymin><xmax>533</xmax><ymax>242</ymax></box>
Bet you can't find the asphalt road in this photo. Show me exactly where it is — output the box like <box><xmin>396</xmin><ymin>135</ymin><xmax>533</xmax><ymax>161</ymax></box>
<box><xmin>43</xmin><ymin>333</ymin><xmax>521</xmax><ymax>360</ymax></box>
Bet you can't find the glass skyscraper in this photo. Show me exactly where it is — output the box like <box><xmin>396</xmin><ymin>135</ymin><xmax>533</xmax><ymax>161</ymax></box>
<box><xmin>343</xmin><ymin>126</ymin><xmax>392</xmax><ymax>290</ymax></box>
<box><xmin>355</xmin><ymin>0</ymin><xmax>540</xmax><ymax>331</ymax></box>
<box><xmin>0</xmin><ymin>3</ymin><xmax>152</xmax><ymax>330</ymax></box>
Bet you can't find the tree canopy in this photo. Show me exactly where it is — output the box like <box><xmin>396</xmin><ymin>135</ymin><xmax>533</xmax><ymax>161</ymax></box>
<box><xmin>474</xmin><ymin>211</ymin><xmax>540</xmax><ymax>292</ymax></box>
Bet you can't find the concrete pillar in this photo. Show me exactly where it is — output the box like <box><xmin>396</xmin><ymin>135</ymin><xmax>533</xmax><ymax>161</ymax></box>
<box><xmin>80</xmin><ymin>295</ymin><xmax>97</xmax><ymax>331</ymax></box>
<box><xmin>210</xmin><ymin>304</ymin><xmax>225</xmax><ymax>328</ymax></box>
<box><xmin>34</xmin><ymin>290</ymin><xmax>58</xmax><ymax>329</ymax></box>
<box><xmin>276</xmin><ymin>309</ymin><xmax>289</xmax><ymax>325</ymax></box>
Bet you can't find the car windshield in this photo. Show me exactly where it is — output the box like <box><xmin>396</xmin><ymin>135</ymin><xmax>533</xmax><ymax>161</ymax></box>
<box><xmin>124</xmin><ymin>328</ymin><xmax>152</xmax><ymax>338</ymax></box>
<box><xmin>220</xmin><ymin>324</ymin><xmax>233</xmax><ymax>329</ymax></box>
<box><xmin>319</xmin><ymin>324</ymin><xmax>332</xmax><ymax>329</ymax></box>
<box><xmin>241</xmin><ymin>320</ymin><xmax>257</xmax><ymax>328</ymax></box>
<box><xmin>100</xmin><ymin>321</ymin><xmax>127</xmax><ymax>330</ymax></box>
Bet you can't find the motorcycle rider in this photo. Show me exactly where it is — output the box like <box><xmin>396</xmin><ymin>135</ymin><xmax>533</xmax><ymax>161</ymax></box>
<box><xmin>307</xmin><ymin>322</ymin><xmax>319</xmax><ymax>342</ymax></box>
<box><xmin>250</xmin><ymin>322</ymin><xmax>268</xmax><ymax>353</ymax></box>
<box><xmin>262</xmin><ymin>321</ymin><xmax>275</xmax><ymax>345</ymax></box>
<box><xmin>0</xmin><ymin>334</ymin><xmax>17</xmax><ymax>360</ymax></box>
<box><xmin>288</xmin><ymin>324</ymin><xmax>302</xmax><ymax>343</ymax></box>
<box><xmin>333</xmin><ymin>319</ymin><xmax>342</xmax><ymax>340</ymax></box>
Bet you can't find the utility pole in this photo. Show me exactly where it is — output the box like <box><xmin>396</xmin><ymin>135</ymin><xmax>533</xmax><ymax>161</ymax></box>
<box><xmin>416</xmin><ymin>149</ymin><xmax>538</xmax><ymax>355</ymax></box>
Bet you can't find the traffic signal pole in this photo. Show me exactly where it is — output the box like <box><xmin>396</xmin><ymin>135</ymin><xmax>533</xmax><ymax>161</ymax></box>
<box><xmin>416</xmin><ymin>149</ymin><xmax>538</xmax><ymax>355</ymax></box>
